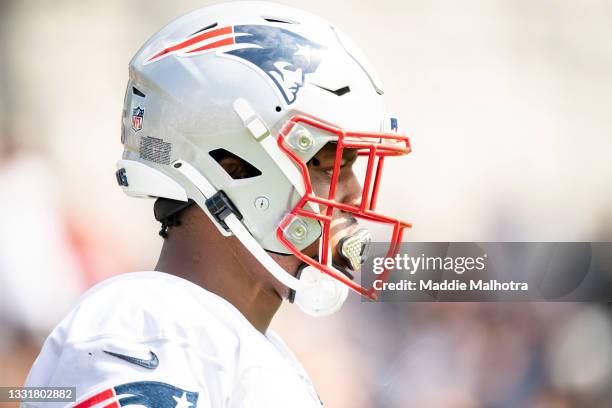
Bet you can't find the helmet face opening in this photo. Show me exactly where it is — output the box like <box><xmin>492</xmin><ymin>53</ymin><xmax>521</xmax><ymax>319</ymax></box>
<box><xmin>276</xmin><ymin>115</ymin><xmax>412</xmax><ymax>301</ymax></box>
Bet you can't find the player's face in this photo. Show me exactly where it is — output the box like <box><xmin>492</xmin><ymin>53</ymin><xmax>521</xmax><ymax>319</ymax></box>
<box><xmin>306</xmin><ymin>143</ymin><xmax>362</xmax><ymax>270</ymax></box>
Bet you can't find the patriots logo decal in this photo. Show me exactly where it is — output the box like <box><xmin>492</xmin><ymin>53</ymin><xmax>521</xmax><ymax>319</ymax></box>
<box><xmin>146</xmin><ymin>25</ymin><xmax>326</xmax><ymax>105</ymax></box>
<box><xmin>73</xmin><ymin>381</ymin><xmax>199</xmax><ymax>408</ymax></box>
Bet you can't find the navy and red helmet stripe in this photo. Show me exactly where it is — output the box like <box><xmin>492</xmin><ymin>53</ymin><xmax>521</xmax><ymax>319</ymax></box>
<box><xmin>145</xmin><ymin>24</ymin><xmax>325</xmax><ymax>105</ymax></box>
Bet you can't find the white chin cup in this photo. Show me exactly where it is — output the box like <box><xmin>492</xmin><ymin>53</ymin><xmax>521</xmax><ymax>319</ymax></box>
<box><xmin>293</xmin><ymin>266</ymin><xmax>349</xmax><ymax>317</ymax></box>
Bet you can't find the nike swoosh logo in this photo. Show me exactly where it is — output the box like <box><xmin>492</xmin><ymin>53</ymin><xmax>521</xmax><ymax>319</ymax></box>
<box><xmin>103</xmin><ymin>349</ymin><xmax>159</xmax><ymax>370</ymax></box>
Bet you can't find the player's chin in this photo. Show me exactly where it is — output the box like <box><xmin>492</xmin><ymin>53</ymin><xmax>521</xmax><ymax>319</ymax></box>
<box><xmin>298</xmin><ymin>238</ymin><xmax>357</xmax><ymax>279</ymax></box>
<box><xmin>300</xmin><ymin>239</ymin><xmax>319</xmax><ymax>259</ymax></box>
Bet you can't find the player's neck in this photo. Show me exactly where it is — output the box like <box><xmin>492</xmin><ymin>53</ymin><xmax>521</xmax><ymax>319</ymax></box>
<box><xmin>154</xmin><ymin>207</ymin><xmax>283</xmax><ymax>334</ymax></box>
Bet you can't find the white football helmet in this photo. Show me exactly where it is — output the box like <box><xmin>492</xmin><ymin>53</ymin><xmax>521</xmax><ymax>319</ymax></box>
<box><xmin>117</xmin><ymin>1</ymin><xmax>412</xmax><ymax>316</ymax></box>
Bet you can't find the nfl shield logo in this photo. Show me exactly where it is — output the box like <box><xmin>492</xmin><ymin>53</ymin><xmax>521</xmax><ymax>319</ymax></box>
<box><xmin>132</xmin><ymin>107</ymin><xmax>144</xmax><ymax>131</ymax></box>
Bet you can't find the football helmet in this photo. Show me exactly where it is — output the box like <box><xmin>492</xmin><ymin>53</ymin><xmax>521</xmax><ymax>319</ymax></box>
<box><xmin>117</xmin><ymin>1</ymin><xmax>411</xmax><ymax>316</ymax></box>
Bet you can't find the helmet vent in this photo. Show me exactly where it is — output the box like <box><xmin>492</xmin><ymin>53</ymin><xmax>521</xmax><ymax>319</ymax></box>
<box><xmin>209</xmin><ymin>148</ymin><xmax>262</xmax><ymax>179</ymax></box>
<box><xmin>132</xmin><ymin>87</ymin><xmax>145</xmax><ymax>97</ymax></box>
<box><xmin>262</xmin><ymin>16</ymin><xmax>298</xmax><ymax>24</ymax></box>
<box><xmin>333</xmin><ymin>86</ymin><xmax>351</xmax><ymax>96</ymax></box>
<box><xmin>189</xmin><ymin>22</ymin><xmax>218</xmax><ymax>37</ymax></box>
<box><xmin>313</xmin><ymin>83</ymin><xmax>351</xmax><ymax>97</ymax></box>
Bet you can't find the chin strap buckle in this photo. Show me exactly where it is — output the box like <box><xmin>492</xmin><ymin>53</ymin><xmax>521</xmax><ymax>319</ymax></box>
<box><xmin>288</xmin><ymin>261</ymin><xmax>355</xmax><ymax>304</ymax></box>
<box><xmin>205</xmin><ymin>190</ymin><xmax>243</xmax><ymax>231</ymax></box>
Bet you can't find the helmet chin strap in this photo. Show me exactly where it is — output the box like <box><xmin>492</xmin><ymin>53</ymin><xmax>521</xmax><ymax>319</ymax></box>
<box><xmin>291</xmin><ymin>263</ymin><xmax>349</xmax><ymax>317</ymax></box>
<box><xmin>224</xmin><ymin>214</ymin><xmax>307</xmax><ymax>291</ymax></box>
<box><xmin>173</xmin><ymin>159</ymin><xmax>352</xmax><ymax>317</ymax></box>
<box><xmin>287</xmin><ymin>238</ymin><xmax>352</xmax><ymax>317</ymax></box>
<box><xmin>173</xmin><ymin>160</ymin><xmax>306</xmax><ymax>292</ymax></box>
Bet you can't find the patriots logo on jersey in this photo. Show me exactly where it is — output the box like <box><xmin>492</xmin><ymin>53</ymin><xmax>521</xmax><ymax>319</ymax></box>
<box><xmin>146</xmin><ymin>25</ymin><xmax>326</xmax><ymax>105</ymax></box>
<box><xmin>73</xmin><ymin>381</ymin><xmax>198</xmax><ymax>408</ymax></box>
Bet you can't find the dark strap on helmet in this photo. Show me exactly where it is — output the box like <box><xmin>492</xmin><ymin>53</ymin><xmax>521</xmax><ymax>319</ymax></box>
<box><xmin>154</xmin><ymin>198</ymin><xmax>195</xmax><ymax>238</ymax></box>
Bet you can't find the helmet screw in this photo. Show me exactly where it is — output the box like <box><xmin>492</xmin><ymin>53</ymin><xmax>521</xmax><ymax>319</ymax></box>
<box><xmin>285</xmin><ymin>218</ymin><xmax>309</xmax><ymax>242</ymax></box>
<box><xmin>294</xmin><ymin>129</ymin><xmax>314</xmax><ymax>151</ymax></box>
<box><xmin>292</xmin><ymin>224</ymin><xmax>307</xmax><ymax>240</ymax></box>
<box><xmin>254</xmin><ymin>196</ymin><xmax>270</xmax><ymax>211</ymax></box>
<box><xmin>289</xmin><ymin>219</ymin><xmax>308</xmax><ymax>242</ymax></box>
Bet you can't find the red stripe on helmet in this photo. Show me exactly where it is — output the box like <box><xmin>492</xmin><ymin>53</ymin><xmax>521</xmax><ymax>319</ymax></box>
<box><xmin>186</xmin><ymin>37</ymin><xmax>236</xmax><ymax>54</ymax></box>
<box><xmin>147</xmin><ymin>26</ymin><xmax>233</xmax><ymax>62</ymax></box>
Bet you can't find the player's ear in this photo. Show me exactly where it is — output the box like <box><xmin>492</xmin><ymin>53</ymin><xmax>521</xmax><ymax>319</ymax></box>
<box><xmin>209</xmin><ymin>149</ymin><xmax>261</xmax><ymax>180</ymax></box>
<box><xmin>218</xmin><ymin>156</ymin><xmax>244</xmax><ymax>179</ymax></box>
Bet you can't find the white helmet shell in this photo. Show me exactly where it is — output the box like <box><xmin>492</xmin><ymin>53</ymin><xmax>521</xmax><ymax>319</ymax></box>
<box><xmin>120</xmin><ymin>1</ymin><xmax>386</xmax><ymax>254</ymax></box>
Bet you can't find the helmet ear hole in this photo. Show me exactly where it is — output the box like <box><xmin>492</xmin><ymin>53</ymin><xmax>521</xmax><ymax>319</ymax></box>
<box><xmin>209</xmin><ymin>148</ymin><xmax>262</xmax><ymax>179</ymax></box>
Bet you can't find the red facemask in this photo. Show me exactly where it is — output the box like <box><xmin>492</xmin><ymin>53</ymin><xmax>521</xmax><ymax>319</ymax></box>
<box><xmin>276</xmin><ymin>114</ymin><xmax>412</xmax><ymax>301</ymax></box>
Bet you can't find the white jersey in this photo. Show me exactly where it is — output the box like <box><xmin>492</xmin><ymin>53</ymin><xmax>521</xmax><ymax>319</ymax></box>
<box><xmin>25</xmin><ymin>272</ymin><xmax>323</xmax><ymax>408</ymax></box>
